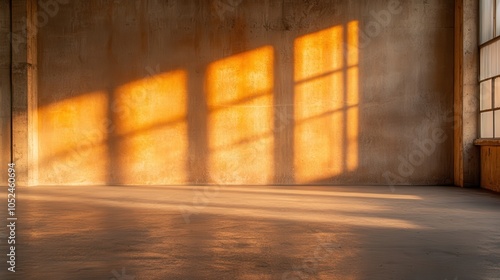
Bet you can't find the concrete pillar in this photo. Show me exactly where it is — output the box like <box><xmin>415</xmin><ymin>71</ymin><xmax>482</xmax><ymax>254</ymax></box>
<box><xmin>0</xmin><ymin>0</ymin><xmax>12</xmax><ymax>186</ymax></box>
<box><xmin>11</xmin><ymin>0</ymin><xmax>38</xmax><ymax>186</ymax></box>
<box><xmin>454</xmin><ymin>0</ymin><xmax>480</xmax><ymax>187</ymax></box>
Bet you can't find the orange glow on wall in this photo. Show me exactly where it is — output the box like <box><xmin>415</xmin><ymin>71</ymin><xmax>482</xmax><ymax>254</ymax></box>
<box><xmin>206</xmin><ymin>46</ymin><xmax>274</xmax><ymax>184</ymax></box>
<box><xmin>38</xmin><ymin>91</ymin><xmax>109</xmax><ymax>184</ymax></box>
<box><xmin>294</xmin><ymin>26</ymin><xmax>345</xmax><ymax>81</ymax></box>
<box><xmin>36</xmin><ymin>22</ymin><xmax>361</xmax><ymax>186</ymax></box>
<box><xmin>346</xmin><ymin>67</ymin><xmax>359</xmax><ymax>172</ymax></box>
<box><xmin>346</xmin><ymin>21</ymin><xmax>360</xmax><ymax>172</ymax></box>
<box><xmin>294</xmin><ymin>22</ymin><xmax>360</xmax><ymax>183</ymax></box>
<box><xmin>347</xmin><ymin>21</ymin><xmax>360</xmax><ymax>67</ymax></box>
<box><xmin>115</xmin><ymin>70</ymin><xmax>188</xmax><ymax>184</ymax></box>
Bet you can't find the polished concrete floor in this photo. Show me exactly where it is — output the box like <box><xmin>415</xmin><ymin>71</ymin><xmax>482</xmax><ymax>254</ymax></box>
<box><xmin>1</xmin><ymin>185</ymin><xmax>500</xmax><ymax>280</ymax></box>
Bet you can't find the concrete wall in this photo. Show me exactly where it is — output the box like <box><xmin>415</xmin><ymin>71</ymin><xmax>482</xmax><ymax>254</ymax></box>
<box><xmin>34</xmin><ymin>0</ymin><xmax>455</xmax><ymax>185</ymax></box>
<box><xmin>0</xmin><ymin>0</ymin><xmax>11</xmax><ymax>186</ymax></box>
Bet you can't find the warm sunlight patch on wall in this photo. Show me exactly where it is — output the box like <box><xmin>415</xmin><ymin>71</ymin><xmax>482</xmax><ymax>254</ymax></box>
<box><xmin>206</xmin><ymin>46</ymin><xmax>274</xmax><ymax>184</ymax></box>
<box><xmin>38</xmin><ymin>91</ymin><xmax>109</xmax><ymax>184</ymax></box>
<box><xmin>346</xmin><ymin>21</ymin><xmax>360</xmax><ymax>172</ymax></box>
<box><xmin>294</xmin><ymin>22</ymin><xmax>360</xmax><ymax>183</ymax></box>
<box><xmin>115</xmin><ymin>70</ymin><xmax>188</xmax><ymax>184</ymax></box>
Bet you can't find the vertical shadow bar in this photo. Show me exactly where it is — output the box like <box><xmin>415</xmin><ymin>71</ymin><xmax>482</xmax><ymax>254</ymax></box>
<box><xmin>187</xmin><ymin>65</ymin><xmax>209</xmax><ymax>185</ymax></box>
<box><xmin>106</xmin><ymin>86</ymin><xmax>120</xmax><ymax>185</ymax></box>
<box><xmin>273</xmin><ymin>30</ymin><xmax>295</xmax><ymax>185</ymax></box>
<box><xmin>105</xmin><ymin>2</ymin><xmax>120</xmax><ymax>185</ymax></box>
<box><xmin>187</xmin><ymin>2</ymin><xmax>209</xmax><ymax>185</ymax></box>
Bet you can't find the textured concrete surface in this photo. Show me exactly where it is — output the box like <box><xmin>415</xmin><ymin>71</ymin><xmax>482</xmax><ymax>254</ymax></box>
<box><xmin>10</xmin><ymin>0</ymin><xmax>39</xmax><ymax>186</ymax></box>
<box><xmin>29</xmin><ymin>0</ymin><xmax>455</xmax><ymax>185</ymax></box>
<box><xmin>454</xmin><ymin>0</ymin><xmax>480</xmax><ymax>188</ymax></box>
<box><xmin>0</xmin><ymin>185</ymin><xmax>500</xmax><ymax>279</ymax></box>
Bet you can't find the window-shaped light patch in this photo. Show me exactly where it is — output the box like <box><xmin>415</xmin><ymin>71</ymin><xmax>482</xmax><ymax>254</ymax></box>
<box><xmin>38</xmin><ymin>91</ymin><xmax>109</xmax><ymax>184</ymax></box>
<box><xmin>294</xmin><ymin>22</ymin><xmax>359</xmax><ymax>183</ymax></box>
<box><xmin>115</xmin><ymin>70</ymin><xmax>188</xmax><ymax>184</ymax></box>
<box><xmin>346</xmin><ymin>21</ymin><xmax>360</xmax><ymax>172</ymax></box>
<box><xmin>206</xmin><ymin>46</ymin><xmax>274</xmax><ymax>184</ymax></box>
